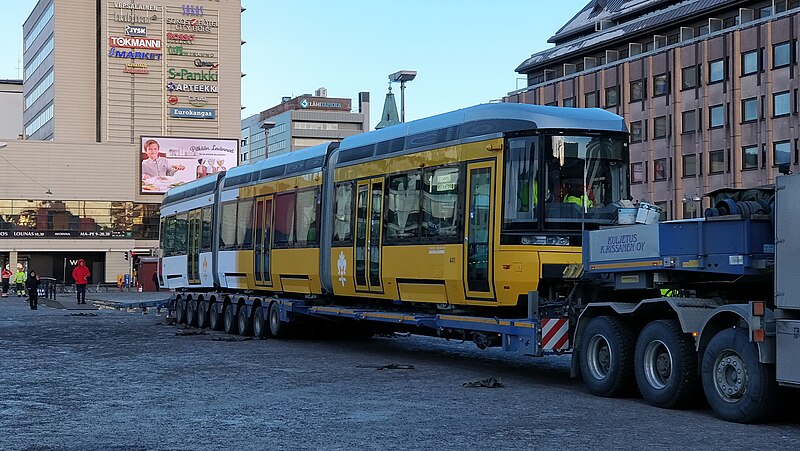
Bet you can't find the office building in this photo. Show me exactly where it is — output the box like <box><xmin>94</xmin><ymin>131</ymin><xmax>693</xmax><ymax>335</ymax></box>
<box><xmin>507</xmin><ymin>0</ymin><xmax>800</xmax><ymax>219</ymax></box>
<box><xmin>0</xmin><ymin>79</ymin><xmax>23</xmax><ymax>139</ymax></box>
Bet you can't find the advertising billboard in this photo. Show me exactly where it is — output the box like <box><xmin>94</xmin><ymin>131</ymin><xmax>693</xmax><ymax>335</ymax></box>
<box><xmin>140</xmin><ymin>136</ymin><xmax>238</xmax><ymax>194</ymax></box>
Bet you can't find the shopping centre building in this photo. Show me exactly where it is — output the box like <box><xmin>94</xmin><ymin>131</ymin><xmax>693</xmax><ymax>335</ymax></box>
<box><xmin>0</xmin><ymin>0</ymin><xmax>242</xmax><ymax>286</ymax></box>
<box><xmin>507</xmin><ymin>0</ymin><xmax>800</xmax><ymax>220</ymax></box>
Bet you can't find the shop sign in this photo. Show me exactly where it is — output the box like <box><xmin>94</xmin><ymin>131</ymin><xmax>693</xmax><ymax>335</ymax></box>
<box><xmin>167</xmin><ymin>68</ymin><xmax>218</xmax><ymax>82</ymax></box>
<box><xmin>167</xmin><ymin>45</ymin><xmax>214</xmax><ymax>57</ymax></box>
<box><xmin>188</xmin><ymin>95</ymin><xmax>208</xmax><ymax>107</ymax></box>
<box><xmin>168</xmin><ymin>95</ymin><xmax>179</xmax><ymax>104</ymax></box>
<box><xmin>109</xmin><ymin>35</ymin><xmax>162</xmax><ymax>50</ymax></box>
<box><xmin>167</xmin><ymin>17</ymin><xmax>218</xmax><ymax>33</ymax></box>
<box><xmin>166</xmin><ymin>32</ymin><xmax>195</xmax><ymax>43</ymax></box>
<box><xmin>124</xmin><ymin>62</ymin><xmax>149</xmax><ymax>74</ymax></box>
<box><xmin>167</xmin><ymin>82</ymin><xmax>218</xmax><ymax>93</ymax></box>
<box><xmin>300</xmin><ymin>98</ymin><xmax>343</xmax><ymax>109</ymax></box>
<box><xmin>113</xmin><ymin>13</ymin><xmax>158</xmax><ymax>23</ymax></box>
<box><xmin>193</xmin><ymin>59</ymin><xmax>218</xmax><ymax>69</ymax></box>
<box><xmin>109</xmin><ymin>47</ymin><xmax>162</xmax><ymax>60</ymax></box>
<box><xmin>125</xmin><ymin>25</ymin><xmax>147</xmax><ymax>36</ymax></box>
<box><xmin>113</xmin><ymin>2</ymin><xmax>159</xmax><ymax>11</ymax></box>
<box><xmin>181</xmin><ymin>5</ymin><xmax>204</xmax><ymax>16</ymax></box>
<box><xmin>0</xmin><ymin>230</ymin><xmax>128</xmax><ymax>238</ymax></box>
<box><xmin>170</xmin><ymin>107</ymin><xmax>216</xmax><ymax>119</ymax></box>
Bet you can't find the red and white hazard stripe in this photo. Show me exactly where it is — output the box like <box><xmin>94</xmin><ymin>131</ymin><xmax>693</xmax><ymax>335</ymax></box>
<box><xmin>541</xmin><ymin>318</ymin><xmax>570</xmax><ymax>351</ymax></box>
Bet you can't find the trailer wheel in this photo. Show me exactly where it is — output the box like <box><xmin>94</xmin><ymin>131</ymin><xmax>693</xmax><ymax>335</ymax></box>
<box><xmin>701</xmin><ymin>327</ymin><xmax>777</xmax><ymax>423</ymax></box>
<box><xmin>208</xmin><ymin>302</ymin><xmax>222</xmax><ymax>331</ymax></box>
<box><xmin>223</xmin><ymin>304</ymin><xmax>238</xmax><ymax>335</ymax></box>
<box><xmin>175</xmin><ymin>299</ymin><xmax>186</xmax><ymax>324</ymax></box>
<box><xmin>268</xmin><ymin>301</ymin><xmax>289</xmax><ymax>338</ymax></box>
<box><xmin>252</xmin><ymin>307</ymin><xmax>268</xmax><ymax>339</ymax></box>
<box><xmin>196</xmin><ymin>301</ymin><xmax>209</xmax><ymax>329</ymax></box>
<box><xmin>186</xmin><ymin>300</ymin><xmax>197</xmax><ymax>327</ymax></box>
<box><xmin>579</xmin><ymin>315</ymin><xmax>635</xmax><ymax>397</ymax></box>
<box><xmin>634</xmin><ymin>320</ymin><xmax>699</xmax><ymax>409</ymax></box>
<box><xmin>237</xmin><ymin>306</ymin><xmax>252</xmax><ymax>337</ymax></box>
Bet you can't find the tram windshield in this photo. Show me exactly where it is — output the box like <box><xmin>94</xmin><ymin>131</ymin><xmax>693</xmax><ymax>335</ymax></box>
<box><xmin>503</xmin><ymin>134</ymin><xmax>629</xmax><ymax>230</ymax></box>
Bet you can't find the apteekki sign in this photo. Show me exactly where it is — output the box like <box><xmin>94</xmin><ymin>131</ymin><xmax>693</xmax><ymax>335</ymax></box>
<box><xmin>167</xmin><ymin>68</ymin><xmax>218</xmax><ymax>81</ymax></box>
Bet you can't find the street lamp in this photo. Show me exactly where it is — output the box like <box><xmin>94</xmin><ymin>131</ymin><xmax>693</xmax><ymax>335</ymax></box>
<box><xmin>389</xmin><ymin>70</ymin><xmax>416</xmax><ymax>123</ymax></box>
<box><xmin>261</xmin><ymin>121</ymin><xmax>276</xmax><ymax>158</ymax></box>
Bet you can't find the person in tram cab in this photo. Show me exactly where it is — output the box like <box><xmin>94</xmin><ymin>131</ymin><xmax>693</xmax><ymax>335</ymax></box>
<box><xmin>141</xmin><ymin>139</ymin><xmax>185</xmax><ymax>180</ymax></box>
<box><xmin>563</xmin><ymin>183</ymin><xmax>595</xmax><ymax>208</ymax></box>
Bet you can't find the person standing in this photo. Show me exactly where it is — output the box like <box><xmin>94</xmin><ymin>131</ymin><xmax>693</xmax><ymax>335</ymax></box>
<box><xmin>14</xmin><ymin>264</ymin><xmax>26</xmax><ymax>297</ymax></box>
<box><xmin>26</xmin><ymin>269</ymin><xmax>39</xmax><ymax>310</ymax></box>
<box><xmin>1</xmin><ymin>265</ymin><xmax>11</xmax><ymax>298</ymax></box>
<box><xmin>141</xmin><ymin>139</ymin><xmax>185</xmax><ymax>180</ymax></box>
<box><xmin>72</xmin><ymin>259</ymin><xmax>91</xmax><ymax>305</ymax></box>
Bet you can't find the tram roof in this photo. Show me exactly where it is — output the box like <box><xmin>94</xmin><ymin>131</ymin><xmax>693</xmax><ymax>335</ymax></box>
<box><xmin>222</xmin><ymin>142</ymin><xmax>334</xmax><ymax>188</ymax></box>
<box><xmin>162</xmin><ymin>172</ymin><xmax>221</xmax><ymax>205</ymax></box>
<box><xmin>337</xmin><ymin>103</ymin><xmax>627</xmax><ymax>160</ymax></box>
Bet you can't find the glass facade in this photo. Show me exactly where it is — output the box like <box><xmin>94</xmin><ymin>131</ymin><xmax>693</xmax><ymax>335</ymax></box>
<box><xmin>0</xmin><ymin>200</ymin><xmax>160</xmax><ymax>239</ymax></box>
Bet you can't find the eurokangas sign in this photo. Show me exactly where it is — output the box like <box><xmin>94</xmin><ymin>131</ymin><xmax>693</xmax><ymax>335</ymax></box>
<box><xmin>167</xmin><ymin>68</ymin><xmax>218</xmax><ymax>81</ymax></box>
<box><xmin>109</xmin><ymin>36</ymin><xmax>162</xmax><ymax>50</ymax></box>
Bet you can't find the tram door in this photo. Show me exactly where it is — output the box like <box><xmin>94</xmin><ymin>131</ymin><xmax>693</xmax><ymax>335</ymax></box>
<box><xmin>253</xmin><ymin>196</ymin><xmax>273</xmax><ymax>286</ymax></box>
<box><xmin>463</xmin><ymin>161</ymin><xmax>495</xmax><ymax>300</ymax></box>
<box><xmin>354</xmin><ymin>178</ymin><xmax>384</xmax><ymax>293</ymax></box>
<box><xmin>188</xmin><ymin>210</ymin><xmax>201</xmax><ymax>285</ymax></box>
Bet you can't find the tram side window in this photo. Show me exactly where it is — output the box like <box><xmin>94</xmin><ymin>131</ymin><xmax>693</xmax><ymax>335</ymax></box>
<box><xmin>162</xmin><ymin>216</ymin><xmax>176</xmax><ymax>255</ymax></box>
<box><xmin>333</xmin><ymin>183</ymin><xmax>353</xmax><ymax>243</ymax></box>
<box><xmin>201</xmin><ymin>206</ymin><xmax>212</xmax><ymax>251</ymax></box>
<box><xmin>296</xmin><ymin>188</ymin><xmax>319</xmax><ymax>245</ymax></box>
<box><xmin>219</xmin><ymin>201</ymin><xmax>237</xmax><ymax>250</ymax></box>
<box><xmin>236</xmin><ymin>198</ymin><xmax>254</xmax><ymax>249</ymax></box>
<box><xmin>386</xmin><ymin>171</ymin><xmax>421</xmax><ymax>241</ymax></box>
<box><xmin>174</xmin><ymin>213</ymin><xmax>188</xmax><ymax>254</ymax></box>
<box><xmin>274</xmin><ymin>192</ymin><xmax>296</xmax><ymax>246</ymax></box>
<box><xmin>422</xmin><ymin>166</ymin><xmax>459</xmax><ymax>240</ymax></box>
<box><xmin>504</xmin><ymin>137</ymin><xmax>538</xmax><ymax>229</ymax></box>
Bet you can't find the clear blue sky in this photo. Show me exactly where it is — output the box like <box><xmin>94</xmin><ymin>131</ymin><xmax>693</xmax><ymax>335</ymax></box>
<box><xmin>1</xmin><ymin>0</ymin><xmax>587</xmax><ymax>129</ymax></box>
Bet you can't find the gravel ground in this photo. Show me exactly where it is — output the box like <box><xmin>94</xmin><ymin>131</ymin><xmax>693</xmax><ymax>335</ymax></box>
<box><xmin>2</xmin><ymin>297</ymin><xmax>800</xmax><ymax>450</ymax></box>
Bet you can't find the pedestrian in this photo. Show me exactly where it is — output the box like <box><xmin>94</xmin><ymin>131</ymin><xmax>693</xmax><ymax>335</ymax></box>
<box><xmin>152</xmin><ymin>271</ymin><xmax>159</xmax><ymax>292</ymax></box>
<box><xmin>26</xmin><ymin>269</ymin><xmax>39</xmax><ymax>310</ymax></box>
<box><xmin>14</xmin><ymin>264</ymin><xmax>26</xmax><ymax>297</ymax></box>
<box><xmin>72</xmin><ymin>259</ymin><xmax>91</xmax><ymax>304</ymax></box>
<box><xmin>1</xmin><ymin>265</ymin><xmax>11</xmax><ymax>298</ymax></box>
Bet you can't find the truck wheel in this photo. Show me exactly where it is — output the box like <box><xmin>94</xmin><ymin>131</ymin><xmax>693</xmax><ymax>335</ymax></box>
<box><xmin>223</xmin><ymin>304</ymin><xmax>238</xmax><ymax>335</ymax></box>
<box><xmin>238</xmin><ymin>306</ymin><xmax>252</xmax><ymax>337</ymax></box>
<box><xmin>634</xmin><ymin>320</ymin><xmax>699</xmax><ymax>409</ymax></box>
<box><xmin>579</xmin><ymin>315</ymin><xmax>635</xmax><ymax>397</ymax></box>
<box><xmin>269</xmin><ymin>301</ymin><xmax>289</xmax><ymax>338</ymax></box>
<box><xmin>175</xmin><ymin>298</ymin><xmax>186</xmax><ymax>324</ymax></box>
<box><xmin>208</xmin><ymin>302</ymin><xmax>222</xmax><ymax>331</ymax></box>
<box><xmin>252</xmin><ymin>307</ymin><xmax>268</xmax><ymax>339</ymax></box>
<box><xmin>702</xmin><ymin>327</ymin><xmax>777</xmax><ymax>423</ymax></box>
<box><xmin>196</xmin><ymin>300</ymin><xmax>209</xmax><ymax>329</ymax></box>
<box><xmin>186</xmin><ymin>300</ymin><xmax>197</xmax><ymax>327</ymax></box>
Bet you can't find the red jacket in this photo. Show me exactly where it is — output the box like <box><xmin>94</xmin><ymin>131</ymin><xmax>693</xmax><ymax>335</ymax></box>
<box><xmin>72</xmin><ymin>259</ymin><xmax>91</xmax><ymax>285</ymax></box>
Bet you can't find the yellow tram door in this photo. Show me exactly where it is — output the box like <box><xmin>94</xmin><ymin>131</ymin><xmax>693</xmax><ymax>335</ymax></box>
<box><xmin>354</xmin><ymin>178</ymin><xmax>384</xmax><ymax>293</ymax></box>
<box><xmin>463</xmin><ymin>161</ymin><xmax>495</xmax><ymax>300</ymax></box>
<box><xmin>253</xmin><ymin>196</ymin><xmax>273</xmax><ymax>286</ymax></box>
<box><xmin>188</xmin><ymin>209</ymin><xmax>201</xmax><ymax>285</ymax></box>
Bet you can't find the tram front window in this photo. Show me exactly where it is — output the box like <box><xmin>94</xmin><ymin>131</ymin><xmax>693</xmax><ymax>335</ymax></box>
<box><xmin>544</xmin><ymin>134</ymin><xmax>628</xmax><ymax>226</ymax></box>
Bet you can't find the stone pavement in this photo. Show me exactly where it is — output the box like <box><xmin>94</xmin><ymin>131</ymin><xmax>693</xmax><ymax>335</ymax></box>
<box><xmin>41</xmin><ymin>290</ymin><xmax>172</xmax><ymax>310</ymax></box>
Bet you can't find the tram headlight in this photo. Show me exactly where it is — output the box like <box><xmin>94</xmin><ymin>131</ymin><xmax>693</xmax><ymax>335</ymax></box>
<box><xmin>522</xmin><ymin>236</ymin><xmax>571</xmax><ymax>246</ymax></box>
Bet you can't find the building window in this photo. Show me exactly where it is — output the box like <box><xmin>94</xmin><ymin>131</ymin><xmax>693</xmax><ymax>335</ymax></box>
<box><xmin>563</xmin><ymin>97</ymin><xmax>576</xmax><ymax>108</ymax></box>
<box><xmin>774</xmin><ymin>91</ymin><xmax>791</xmax><ymax>117</ymax></box>
<box><xmin>585</xmin><ymin>91</ymin><xmax>598</xmax><ymax>108</ymax></box>
<box><xmin>630</xmin><ymin>79</ymin><xmax>645</xmax><ymax>102</ymax></box>
<box><xmin>545</xmin><ymin>101</ymin><xmax>558</xmax><ymax>106</ymax></box>
<box><xmin>630</xmin><ymin>121</ymin><xmax>643</xmax><ymax>143</ymax></box>
<box><xmin>654</xmin><ymin>158</ymin><xmax>667</xmax><ymax>181</ymax></box>
<box><xmin>775</xmin><ymin>141</ymin><xmax>792</xmax><ymax>166</ymax></box>
<box><xmin>653</xmin><ymin>74</ymin><xmax>669</xmax><ymax>97</ymax></box>
<box><xmin>709</xmin><ymin>59</ymin><xmax>725</xmax><ymax>83</ymax></box>
<box><xmin>709</xmin><ymin>104</ymin><xmax>725</xmax><ymax>128</ymax></box>
<box><xmin>774</xmin><ymin>41</ymin><xmax>792</xmax><ymax>68</ymax></box>
<box><xmin>24</xmin><ymin>103</ymin><xmax>53</xmax><ymax>137</ymax></box>
<box><xmin>743</xmin><ymin>145</ymin><xmax>759</xmax><ymax>169</ymax></box>
<box><xmin>653</xmin><ymin>116</ymin><xmax>668</xmax><ymax>139</ymax></box>
<box><xmin>605</xmin><ymin>86</ymin><xmax>620</xmax><ymax>107</ymax></box>
<box><xmin>682</xmin><ymin>154</ymin><xmax>697</xmax><ymax>178</ymax></box>
<box><xmin>631</xmin><ymin>162</ymin><xmax>644</xmax><ymax>184</ymax></box>
<box><xmin>742</xmin><ymin>97</ymin><xmax>759</xmax><ymax>122</ymax></box>
<box><xmin>681</xmin><ymin>66</ymin><xmax>698</xmax><ymax>90</ymax></box>
<box><xmin>682</xmin><ymin>110</ymin><xmax>697</xmax><ymax>133</ymax></box>
<box><xmin>709</xmin><ymin>150</ymin><xmax>726</xmax><ymax>173</ymax></box>
<box><xmin>742</xmin><ymin>50</ymin><xmax>759</xmax><ymax>75</ymax></box>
